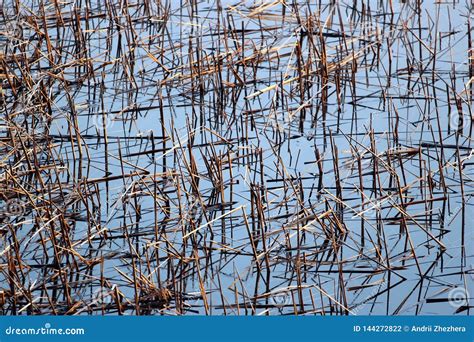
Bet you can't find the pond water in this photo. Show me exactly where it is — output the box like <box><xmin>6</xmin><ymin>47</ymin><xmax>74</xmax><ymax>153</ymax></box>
<box><xmin>0</xmin><ymin>0</ymin><xmax>473</xmax><ymax>315</ymax></box>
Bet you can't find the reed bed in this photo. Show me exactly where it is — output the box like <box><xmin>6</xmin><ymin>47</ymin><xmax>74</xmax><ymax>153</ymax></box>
<box><xmin>0</xmin><ymin>0</ymin><xmax>473</xmax><ymax>315</ymax></box>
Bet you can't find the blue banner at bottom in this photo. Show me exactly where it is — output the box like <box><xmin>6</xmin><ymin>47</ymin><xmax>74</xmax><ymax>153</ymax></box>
<box><xmin>0</xmin><ymin>316</ymin><xmax>472</xmax><ymax>342</ymax></box>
